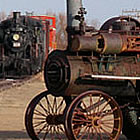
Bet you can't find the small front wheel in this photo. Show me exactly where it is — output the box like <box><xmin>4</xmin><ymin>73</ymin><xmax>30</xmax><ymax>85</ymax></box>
<box><xmin>25</xmin><ymin>90</ymin><xmax>67</xmax><ymax>140</ymax></box>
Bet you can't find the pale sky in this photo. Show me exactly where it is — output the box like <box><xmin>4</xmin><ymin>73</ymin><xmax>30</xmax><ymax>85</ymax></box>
<box><xmin>1</xmin><ymin>0</ymin><xmax>140</xmax><ymax>24</ymax></box>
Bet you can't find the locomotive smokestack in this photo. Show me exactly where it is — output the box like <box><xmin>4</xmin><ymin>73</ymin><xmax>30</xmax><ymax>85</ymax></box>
<box><xmin>67</xmin><ymin>0</ymin><xmax>82</xmax><ymax>31</ymax></box>
<box><xmin>66</xmin><ymin>0</ymin><xmax>82</xmax><ymax>50</ymax></box>
<box><xmin>13</xmin><ymin>12</ymin><xmax>21</xmax><ymax>24</ymax></box>
<box><xmin>13</xmin><ymin>12</ymin><xmax>21</xmax><ymax>20</ymax></box>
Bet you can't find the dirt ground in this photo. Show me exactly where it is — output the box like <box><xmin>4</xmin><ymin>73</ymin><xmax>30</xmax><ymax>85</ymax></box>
<box><xmin>0</xmin><ymin>73</ymin><xmax>128</xmax><ymax>140</ymax></box>
<box><xmin>0</xmin><ymin>74</ymin><xmax>46</xmax><ymax>140</ymax></box>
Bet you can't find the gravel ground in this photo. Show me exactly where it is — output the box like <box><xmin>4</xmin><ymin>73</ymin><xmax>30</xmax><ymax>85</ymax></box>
<box><xmin>0</xmin><ymin>74</ymin><xmax>46</xmax><ymax>140</ymax></box>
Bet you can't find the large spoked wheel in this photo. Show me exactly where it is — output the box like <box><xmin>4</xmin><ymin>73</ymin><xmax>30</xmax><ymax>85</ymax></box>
<box><xmin>65</xmin><ymin>90</ymin><xmax>123</xmax><ymax>140</ymax></box>
<box><xmin>25</xmin><ymin>90</ymin><xmax>67</xmax><ymax>140</ymax></box>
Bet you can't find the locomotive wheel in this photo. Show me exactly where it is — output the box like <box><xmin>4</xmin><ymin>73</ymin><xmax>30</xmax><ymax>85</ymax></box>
<box><xmin>25</xmin><ymin>90</ymin><xmax>67</xmax><ymax>140</ymax></box>
<box><xmin>65</xmin><ymin>90</ymin><xmax>123</xmax><ymax>140</ymax></box>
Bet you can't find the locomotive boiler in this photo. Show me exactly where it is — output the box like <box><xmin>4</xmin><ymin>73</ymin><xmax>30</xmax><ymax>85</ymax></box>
<box><xmin>25</xmin><ymin>0</ymin><xmax>140</xmax><ymax>140</ymax></box>
<box><xmin>0</xmin><ymin>12</ymin><xmax>46</xmax><ymax>78</ymax></box>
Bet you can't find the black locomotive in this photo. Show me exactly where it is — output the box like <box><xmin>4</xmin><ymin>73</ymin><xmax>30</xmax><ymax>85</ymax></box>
<box><xmin>0</xmin><ymin>12</ymin><xmax>46</xmax><ymax>78</ymax></box>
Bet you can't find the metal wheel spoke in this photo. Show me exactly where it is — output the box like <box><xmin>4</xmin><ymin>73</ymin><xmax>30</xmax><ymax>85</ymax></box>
<box><xmin>89</xmin><ymin>94</ymin><xmax>93</xmax><ymax>115</ymax></box>
<box><xmin>96</xmin><ymin>94</ymin><xmax>102</xmax><ymax>113</ymax></box>
<box><xmin>101</xmin><ymin>121</ymin><xmax>114</xmax><ymax>125</ymax></box>
<box><xmin>33</xmin><ymin>117</ymin><xmax>46</xmax><ymax>120</ymax></box>
<box><xmin>89</xmin><ymin>94</ymin><xmax>93</xmax><ymax>106</ymax></box>
<box><xmin>50</xmin><ymin>126</ymin><xmax>54</xmax><ymax>139</ymax></box>
<box><xmin>73</xmin><ymin>113</ymin><xmax>88</xmax><ymax>123</ymax></box>
<box><xmin>102</xmin><ymin>118</ymin><xmax>118</xmax><ymax>122</ymax></box>
<box><xmin>94</xmin><ymin>98</ymin><xmax>106</xmax><ymax>113</ymax></box>
<box><xmin>53</xmin><ymin>97</ymin><xmax>57</xmax><ymax>114</ymax></box>
<box><xmin>78</xmin><ymin>125</ymin><xmax>89</xmax><ymax>139</ymax></box>
<box><xmin>101</xmin><ymin>107</ymin><xmax>118</xmax><ymax>118</ymax></box>
<box><xmin>81</xmin><ymin>100</ymin><xmax>88</xmax><ymax>110</ymax></box>
<box><xmin>74</xmin><ymin>108</ymin><xmax>86</xmax><ymax>116</ymax></box>
<box><xmin>53</xmin><ymin>126</ymin><xmax>57</xmax><ymax>135</ymax></box>
<box><xmin>87</xmin><ymin>127</ymin><xmax>92</xmax><ymax>140</ymax></box>
<box><xmin>101</xmin><ymin>123</ymin><xmax>113</xmax><ymax>129</ymax></box>
<box><xmin>99</xmin><ymin>99</ymin><xmax>111</xmax><ymax>114</ymax></box>
<box><xmin>34</xmin><ymin>109</ymin><xmax>47</xmax><ymax>117</ymax></box>
<box><xmin>85</xmin><ymin>98</ymin><xmax>106</xmax><ymax>113</ymax></box>
<box><xmin>55</xmin><ymin>127</ymin><xmax>62</xmax><ymax>140</ymax></box>
<box><xmin>73</xmin><ymin>109</ymin><xmax>90</xmax><ymax>124</ymax></box>
<box><xmin>73</xmin><ymin>118</ymin><xmax>91</xmax><ymax>123</ymax></box>
<box><xmin>45</xmin><ymin>95</ymin><xmax>53</xmax><ymax>113</ymax></box>
<box><xmin>73</xmin><ymin>121</ymin><xmax>88</xmax><ymax>127</ymax></box>
<box><xmin>55</xmin><ymin>126</ymin><xmax>64</xmax><ymax>140</ymax></box>
<box><xmin>43</xmin><ymin>125</ymin><xmax>51</xmax><ymax>139</ymax></box>
<box><xmin>100</xmin><ymin>126</ymin><xmax>112</xmax><ymax>138</ymax></box>
<box><xmin>57</xmin><ymin>99</ymin><xmax>64</xmax><ymax>114</ymax></box>
<box><xmin>38</xmin><ymin>101</ymin><xmax>49</xmax><ymax>115</ymax></box>
<box><xmin>57</xmin><ymin>125</ymin><xmax>65</xmax><ymax>133</ymax></box>
<box><xmin>33</xmin><ymin>120</ymin><xmax>46</xmax><ymax>128</ymax></box>
<box><xmin>73</xmin><ymin>125</ymin><xmax>86</xmax><ymax>139</ymax></box>
<box><xmin>73</xmin><ymin>126</ymin><xmax>81</xmax><ymax>133</ymax></box>
<box><xmin>36</xmin><ymin>123</ymin><xmax>48</xmax><ymax>135</ymax></box>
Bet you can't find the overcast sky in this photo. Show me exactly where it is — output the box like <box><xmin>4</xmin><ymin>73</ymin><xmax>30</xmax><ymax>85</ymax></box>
<box><xmin>1</xmin><ymin>0</ymin><xmax>140</xmax><ymax>23</ymax></box>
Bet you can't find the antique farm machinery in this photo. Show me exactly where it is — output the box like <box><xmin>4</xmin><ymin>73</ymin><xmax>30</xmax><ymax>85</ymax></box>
<box><xmin>25</xmin><ymin>0</ymin><xmax>140</xmax><ymax>139</ymax></box>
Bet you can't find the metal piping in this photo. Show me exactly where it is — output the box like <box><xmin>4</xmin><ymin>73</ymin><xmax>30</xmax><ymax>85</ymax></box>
<box><xmin>91</xmin><ymin>75</ymin><xmax>140</xmax><ymax>80</ymax></box>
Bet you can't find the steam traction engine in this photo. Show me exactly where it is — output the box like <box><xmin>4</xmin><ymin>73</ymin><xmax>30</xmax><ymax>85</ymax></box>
<box><xmin>25</xmin><ymin>0</ymin><xmax>140</xmax><ymax>139</ymax></box>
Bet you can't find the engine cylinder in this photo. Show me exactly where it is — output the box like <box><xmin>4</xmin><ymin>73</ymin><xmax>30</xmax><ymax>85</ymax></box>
<box><xmin>98</xmin><ymin>33</ymin><xmax>125</xmax><ymax>54</ymax></box>
<box><xmin>71</xmin><ymin>35</ymin><xmax>98</xmax><ymax>51</ymax></box>
<box><xmin>71</xmin><ymin>33</ymin><xmax>127</xmax><ymax>54</ymax></box>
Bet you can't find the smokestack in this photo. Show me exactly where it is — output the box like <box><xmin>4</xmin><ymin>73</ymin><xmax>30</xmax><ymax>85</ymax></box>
<box><xmin>13</xmin><ymin>12</ymin><xmax>21</xmax><ymax>24</ymax></box>
<box><xmin>13</xmin><ymin>12</ymin><xmax>21</xmax><ymax>20</ymax></box>
<box><xmin>67</xmin><ymin>0</ymin><xmax>82</xmax><ymax>31</ymax></box>
<box><xmin>66</xmin><ymin>0</ymin><xmax>82</xmax><ymax>50</ymax></box>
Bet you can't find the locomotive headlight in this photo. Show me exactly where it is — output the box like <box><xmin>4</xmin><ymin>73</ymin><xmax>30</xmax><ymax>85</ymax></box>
<box><xmin>13</xmin><ymin>34</ymin><xmax>20</xmax><ymax>41</ymax></box>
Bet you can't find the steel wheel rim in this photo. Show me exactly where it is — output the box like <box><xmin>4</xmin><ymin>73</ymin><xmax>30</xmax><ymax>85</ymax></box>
<box><xmin>65</xmin><ymin>90</ymin><xmax>123</xmax><ymax>140</ymax></box>
<box><xmin>25</xmin><ymin>90</ymin><xmax>67</xmax><ymax>140</ymax></box>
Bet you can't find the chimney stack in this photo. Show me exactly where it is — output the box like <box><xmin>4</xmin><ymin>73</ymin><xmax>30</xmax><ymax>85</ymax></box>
<box><xmin>13</xmin><ymin>12</ymin><xmax>21</xmax><ymax>20</ymax></box>
<box><xmin>67</xmin><ymin>0</ymin><xmax>82</xmax><ymax>31</ymax></box>
<box><xmin>66</xmin><ymin>0</ymin><xmax>82</xmax><ymax>50</ymax></box>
